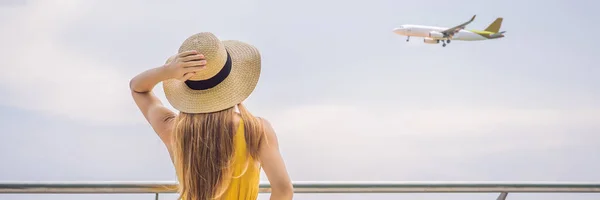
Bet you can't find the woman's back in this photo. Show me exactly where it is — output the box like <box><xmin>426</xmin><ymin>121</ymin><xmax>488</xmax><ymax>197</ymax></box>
<box><xmin>170</xmin><ymin>106</ymin><xmax>266</xmax><ymax>200</ymax></box>
<box><xmin>177</xmin><ymin>116</ymin><xmax>261</xmax><ymax>200</ymax></box>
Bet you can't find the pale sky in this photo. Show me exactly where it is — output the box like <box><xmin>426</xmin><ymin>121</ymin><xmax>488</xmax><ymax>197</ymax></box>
<box><xmin>0</xmin><ymin>0</ymin><xmax>599</xmax><ymax>200</ymax></box>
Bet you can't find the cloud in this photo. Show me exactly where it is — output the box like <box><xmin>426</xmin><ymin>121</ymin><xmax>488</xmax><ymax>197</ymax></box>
<box><xmin>262</xmin><ymin>104</ymin><xmax>600</xmax><ymax>180</ymax></box>
<box><xmin>0</xmin><ymin>1</ymin><xmax>142</xmax><ymax>125</ymax></box>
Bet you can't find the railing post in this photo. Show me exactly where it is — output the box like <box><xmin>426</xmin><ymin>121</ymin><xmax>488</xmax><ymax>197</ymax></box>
<box><xmin>155</xmin><ymin>193</ymin><xmax>159</xmax><ymax>200</ymax></box>
<box><xmin>496</xmin><ymin>192</ymin><xmax>508</xmax><ymax>200</ymax></box>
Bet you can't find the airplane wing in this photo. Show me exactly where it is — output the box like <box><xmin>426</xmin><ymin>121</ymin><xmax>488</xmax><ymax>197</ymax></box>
<box><xmin>441</xmin><ymin>15</ymin><xmax>476</xmax><ymax>38</ymax></box>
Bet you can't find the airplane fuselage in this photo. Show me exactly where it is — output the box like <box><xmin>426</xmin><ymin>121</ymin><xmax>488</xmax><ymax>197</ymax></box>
<box><xmin>393</xmin><ymin>24</ymin><xmax>503</xmax><ymax>41</ymax></box>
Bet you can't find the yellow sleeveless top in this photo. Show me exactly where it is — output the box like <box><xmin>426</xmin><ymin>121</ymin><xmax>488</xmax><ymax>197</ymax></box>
<box><xmin>180</xmin><ymin>119</ymin><xmax>261</xmax><ymax>200</ymax></box>
<box><xmin>219</xmin><ymin>119</ymin><xmax>261</xmax><ymax>199</ymax></box>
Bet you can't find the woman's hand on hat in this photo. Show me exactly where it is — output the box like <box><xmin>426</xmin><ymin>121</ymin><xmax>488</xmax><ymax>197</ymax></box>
<box><xmin>163</xmin><ymin>50</ymin><xmax>207</xmax><ymax>81</ymax></box>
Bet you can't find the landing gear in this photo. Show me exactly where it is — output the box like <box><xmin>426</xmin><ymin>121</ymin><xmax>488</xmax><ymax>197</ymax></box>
<box><xmin>406</xmin><ymin>36</ymin><xmax>410</xmax><ymax>42</ymax></box>
<box><xmin>440</xmin><ymin>38</ymin><xmax>452</xmax><ymax>47</ymax></box>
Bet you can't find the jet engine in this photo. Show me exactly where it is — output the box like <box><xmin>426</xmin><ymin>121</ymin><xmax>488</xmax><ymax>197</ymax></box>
<box><xmin>423</xmin><ymin>38</ymin><xmax>439</xmax><ymax>44</ymax></box>
<box><xmin>428</xmin><ymin>31</ymin><xmax>445</xmax><ymax>39</ymax></box>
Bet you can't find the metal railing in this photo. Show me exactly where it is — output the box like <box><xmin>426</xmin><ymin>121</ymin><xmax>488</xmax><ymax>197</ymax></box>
<box><xmin>1</xmin><ymin>181</ymin><xmax>600</xmax><ymax>200</ymax></box>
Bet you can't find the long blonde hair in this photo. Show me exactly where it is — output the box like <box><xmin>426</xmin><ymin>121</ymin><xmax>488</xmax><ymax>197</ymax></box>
<box><xmin>171</xmin><ymin>103</ymin><xmax>265</xmax><ymax>200</ymax></box>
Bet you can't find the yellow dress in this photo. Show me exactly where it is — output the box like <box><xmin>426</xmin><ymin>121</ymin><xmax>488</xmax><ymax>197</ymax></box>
<box><xmin>177</xmin><ymin>119</ymin><xmax>261</xmax><ymax>200</ymax></box>
<box><xmin>176</xmin><ymin>118</ymin><xmax>261</xmax><ymax>200</ymax></box>
<box><xmin>218</xmin><ymin>118</ymin><xmax>261</xmax><ymax>200</ymax></box>
<box><xmin>178</xmin><ymin>119</ymin><xmax>261</xmax><ymax>200</ymax></box>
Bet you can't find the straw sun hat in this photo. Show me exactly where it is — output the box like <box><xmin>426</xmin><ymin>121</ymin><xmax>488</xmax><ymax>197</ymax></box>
<box><xmin>163</xmin><ymin>32</ymin><xmax>261</xmax><ymax>113</ymax></box>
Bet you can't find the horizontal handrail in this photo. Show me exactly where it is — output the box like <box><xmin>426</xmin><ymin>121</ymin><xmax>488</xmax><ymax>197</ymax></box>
<box><xmin>1</xmin><ymin>181</ymin><xmax>600</xmax><ymax>194</ymax></box>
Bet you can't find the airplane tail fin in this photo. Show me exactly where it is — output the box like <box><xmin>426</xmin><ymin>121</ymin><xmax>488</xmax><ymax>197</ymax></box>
<box><xmin>484</xmin><ymin>17</ymin><xmax>503</xmax><ymax>33</ymax></box>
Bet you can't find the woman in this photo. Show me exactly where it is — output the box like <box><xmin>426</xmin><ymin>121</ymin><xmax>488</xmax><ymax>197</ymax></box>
<box><xmin>129</xmin><ymin>32</ymin><xmax>293</xmax><ymax>200</ymax></box>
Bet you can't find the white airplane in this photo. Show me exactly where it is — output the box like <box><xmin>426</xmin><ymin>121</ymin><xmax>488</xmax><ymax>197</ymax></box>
<box><xmin>393</xmin><ymin>15</ymin><xmax>505</xmax><ymax>47</ymax></box>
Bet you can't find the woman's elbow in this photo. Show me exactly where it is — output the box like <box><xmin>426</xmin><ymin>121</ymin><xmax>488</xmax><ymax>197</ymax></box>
<box><xmin>129</xmin><ymin>78</ymin><xmax>139</xmax><ymax>92</ymax></box>
<box><xmin>272</xmin><ymin>182</ymin><xmax>294</xmax><ymax>199</ymax></box>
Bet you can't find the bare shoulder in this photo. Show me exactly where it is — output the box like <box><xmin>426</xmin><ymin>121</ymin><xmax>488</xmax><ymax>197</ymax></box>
<box><xmin>257</xmin><ymin>117</ymin><xmax>272</xmax><ymax>130</ymax></box>
<box><xmin>257</xmin><ymin>117</ymin><xmax>278</xmax><ymax>142</ymax></box>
